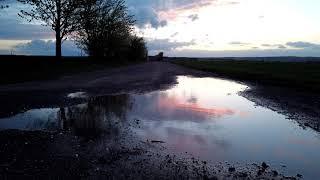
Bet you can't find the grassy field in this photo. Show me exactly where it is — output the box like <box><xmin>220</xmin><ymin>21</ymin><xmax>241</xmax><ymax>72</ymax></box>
<box><xmin>172</xmin><ymin>59</ymin><xmax>320</xmax><ymax>91</ymax></box>
<box><xmin>0</xmin><ymin>55</ymin><xmax>142</xmax><ymax>85</ymax></box>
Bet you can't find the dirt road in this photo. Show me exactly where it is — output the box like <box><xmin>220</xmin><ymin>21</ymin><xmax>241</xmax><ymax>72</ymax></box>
<box><xmin>0</xmin><ymin>61</ymin><xmax>209</xmax><ymax>93</ymax></box>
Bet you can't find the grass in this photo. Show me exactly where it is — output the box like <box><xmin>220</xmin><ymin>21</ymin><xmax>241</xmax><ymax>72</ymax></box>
<box><xmin>0</xmin><ymin>55</ymin><xmax>143</xmax><ymax>85</ymax></box>
<box><xmin>172</xmin><ymin>59</ymin><xmax>320</xmax><ymax>91</ymax></box>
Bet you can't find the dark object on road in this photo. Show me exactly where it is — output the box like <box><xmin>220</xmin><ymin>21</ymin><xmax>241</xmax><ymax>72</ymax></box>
<box><xmin>149</xmin><ymin>52</ymin><xmax>164</xmax><ymax>61</ymax></box>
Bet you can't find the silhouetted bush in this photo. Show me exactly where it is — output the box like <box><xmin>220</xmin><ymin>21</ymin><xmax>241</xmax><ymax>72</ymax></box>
<box><xmin>74</xmin><ymin>0</ymin><xmax>147</xmax><ymax>62</ymax></box>
<box><xmin>128</xmin><ymin>36</ymin><xmax>148</xmax><ymax>61</ymax></box>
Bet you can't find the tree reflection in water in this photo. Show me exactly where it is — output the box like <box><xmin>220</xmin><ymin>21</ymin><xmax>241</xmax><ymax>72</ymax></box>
<box><xmin>58</xmin><ymin>94</ymin><xmax>132</xmax><ymax>139</ymax></box>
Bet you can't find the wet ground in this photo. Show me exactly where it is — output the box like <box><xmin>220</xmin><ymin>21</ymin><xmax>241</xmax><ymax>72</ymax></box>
<box><xmin>0</xmin><ymin>62</ymin><xmax>318</xmax><ymax>179</ymax></box>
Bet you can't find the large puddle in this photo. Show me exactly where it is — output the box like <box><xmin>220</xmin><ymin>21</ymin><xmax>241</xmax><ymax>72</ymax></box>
<box><xmin>1</xmin><ymin>76</ymin><xmax>320</xmax><ymax>179</ymax></box>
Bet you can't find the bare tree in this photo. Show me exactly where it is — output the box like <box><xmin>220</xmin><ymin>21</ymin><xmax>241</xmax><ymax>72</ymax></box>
<box><xmin>18</xmin><ymin>0</ymin><xmax>79</xmax><ymax>57</ymax></box>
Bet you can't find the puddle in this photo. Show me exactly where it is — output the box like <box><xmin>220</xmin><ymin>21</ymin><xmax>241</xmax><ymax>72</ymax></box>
<box><xmin>1</xmin><ymin>76</ymin><xmax>320</xmax><ymax>179</ymax></box>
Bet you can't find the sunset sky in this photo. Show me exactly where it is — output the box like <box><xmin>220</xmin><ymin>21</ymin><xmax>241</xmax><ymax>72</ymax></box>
<box><xmin>0</xmin><ymin>0</ymin><xmax>320</xmax><ymax>57</ymax></box>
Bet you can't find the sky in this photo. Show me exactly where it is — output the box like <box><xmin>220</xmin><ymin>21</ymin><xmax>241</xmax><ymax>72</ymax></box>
<box><xmin>0</xmin><ymin>0</ymin><xmax>320</xmax><ymax>57</ymax></box>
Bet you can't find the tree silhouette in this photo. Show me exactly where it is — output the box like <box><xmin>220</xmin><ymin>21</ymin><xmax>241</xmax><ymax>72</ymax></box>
<box><xmin>74</xmin><ymin>0</ymin><xmax>136</xmax><ymax>58</ymax></box>
<box><xmin>58</xmin><ymin>94</ymin><xmax>131</xmax><ymax>139</ymax></box>
<box><xmin>129</xmin><ymin>36</ymin><xmax>148</xmax><ymax>61</ymax></box>
<box><xmin>18</xmin><ymin>0</ymin><xmax>79</xmax><ymax>57</ymax></box>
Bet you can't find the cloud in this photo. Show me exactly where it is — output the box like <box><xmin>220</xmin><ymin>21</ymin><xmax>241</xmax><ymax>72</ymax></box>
<box><xmin>229</xmin><ymin>41</ymin><xmax>250</xmax><ymax>46</ymax></box>
<box><xmin>170</xmin><ymin>32</ymin><xmax>179</xmax><ymax>37</ymax></box>
<box><xmin>0</xmin><ymin>20</ymin><xmax>53</xmax><ymax>40</ymax></box>
<box><xmin>188</xmin><ymin>14</ymin><xmax>199</xmax><ymax>21</ymax></box>
<box><xmin>0</xmin><ymin>49</ymin><xmax>9</xmax><ymax>54</ymax></box>
<box><xmin>261</xmin><ymin>44</ymin><xmax>287</xmax><ymax>49</ymax></box>
<box><xmin>286</xmin><ymin>41</ymin><xmax>320</xmax><ymax>49</ymax></box>
<box><xmin>128</xmin><ymin>6</ymin><xmax>167</xmax><ymax>29</ymax></box>
<box><xmin>277</xmin><ymin>44</ymin><xmax>287</xmax><ymax>49</ymax></box>
<box><xmin>0</xmin><ymin>0</ymin><xmax>237</xmax><ymax>41</ymax></box>
<box><xmin>14</xmin><ymin>40</ymin><xmax>81</xmax><ymax>56</ymax></box>
<box><xmin>146</xmin><ymin>38</ymin><xmax>195</xmax><ymax>54</ymax></box>
<box><xmin>0</xmin><ymin>2</ymin><xmax>53</xmax><ymax>40</ymax></box>
<box><xmin>1</xmin><ymin>0</ymin><xmax>216</xmax><ymax>31</ymax></box>
<box><xmin>261</xmin><ymin>44</ymin><xmax>271</xmax><ymax>47</ymax></box>
<box><xmin>260</xmin><ymin>41</ymin><xmax>320</xmax><ymax>51</ymax></box>
<box><xmin>6</xmin><ymin>39</ymin><xmax>320</xmax><ymax>57</ymax></box>
<box><xmin>167</xmin><ymin>48</ymin><xmax>320</xmax><ymax>57</ymax></box>
<box><xmin>126</xmin><ymin>0</ymin><xmax>218</xmax><ymax>28</ymax></box>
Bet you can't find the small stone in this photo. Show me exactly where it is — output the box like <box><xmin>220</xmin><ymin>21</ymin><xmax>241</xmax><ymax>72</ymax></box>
<box><xmin>272</xmin><ymin>170</ymin><xmax>278</xmax><ymax>177</ymax></box>
<box><xmin>257</xmin><ymin>170</ymin><xmax>263</xmax><ymax>176</ymax></box>
<box><xmin>237</xmin><ymin>172</ymin><xmax>248</xmax><ymax>178</ymax></box>
<box><xmin>209</xmin><ymin>176</ymin><xmax>218</xmax><ymax>180</ymax></box>
<box><xmin>203</xmin><ymin>161</ymin><xmax>207</xmax><ymax>164</ymax></box>
<box><xmin>203</xmin><ymin>175</ymin><xmax>209</xmax><ymax>180</ymax></box>
<box><xmin>228</xmin><ymin>167</ymin><xmax>236</xmax><ymax>172</ymax></box>
<box><xmin>98</xmin><ymin>157</ymin><xmax>107</xmax><ymax>164</ymax></box>
<box><xmin>261</xmin><ymin>162</ymin><xmax>269</xmax><ymax>169</ymax></box>
<box><xmin>297</xmin><ymin>174</ymin><xmax>303</xmax><ymax>178</ymax></box>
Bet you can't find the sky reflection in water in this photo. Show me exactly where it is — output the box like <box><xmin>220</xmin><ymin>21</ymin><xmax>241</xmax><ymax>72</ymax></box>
<box><xmin>1</xmin><ymin>76</ymin><xmax>320</xmax><ymax>179</ymax></box>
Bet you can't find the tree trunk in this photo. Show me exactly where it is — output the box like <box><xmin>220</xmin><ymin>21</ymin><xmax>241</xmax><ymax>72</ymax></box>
<box><xmin>55</xmin><ymin>0</ymin><xmax>62</xmax><ymax>58</ymax></box>
<box><xmin>56</xmin><ymin>32</ymin><xmax>62</xmax><ymax>58</ymax></box>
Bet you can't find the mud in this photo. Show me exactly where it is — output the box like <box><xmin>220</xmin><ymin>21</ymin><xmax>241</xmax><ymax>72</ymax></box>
<box><xmin>0</xmin><ymin>129</ymin><xmax>300</xmax><ymax>179</ymax></box>
<box><xmin>241</xmin><ymin>85</ymin><xmax>320</xmax><ymax>133</ymax></box>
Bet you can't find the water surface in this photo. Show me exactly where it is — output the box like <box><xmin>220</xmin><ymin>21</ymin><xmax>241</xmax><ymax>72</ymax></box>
<box><xmin>1</xmin><ymin>76</ymin><xmax>320</xmax><ymax>179</ymax></box>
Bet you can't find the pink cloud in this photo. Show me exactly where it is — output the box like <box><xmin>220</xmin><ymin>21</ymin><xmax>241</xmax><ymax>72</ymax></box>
<box><xmin>158</xmin><ymin>0</ymin><xmax>240</xmax><ymax>22</ymax></box>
